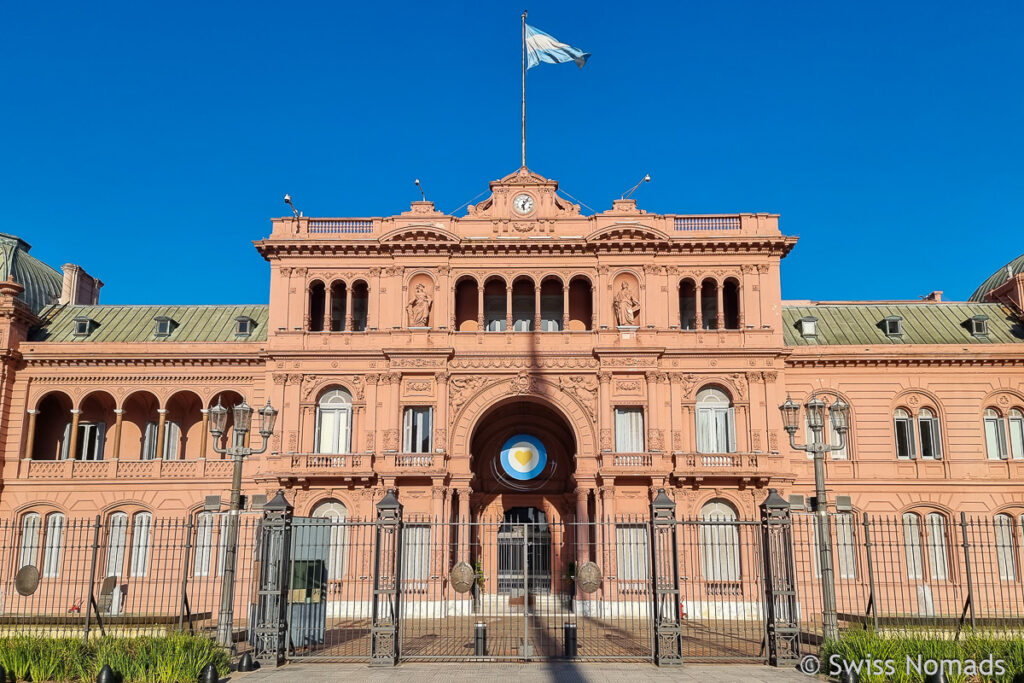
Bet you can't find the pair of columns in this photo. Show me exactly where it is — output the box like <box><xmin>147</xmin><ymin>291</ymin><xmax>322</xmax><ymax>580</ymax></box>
<box><xmin>474</xmin><ymin>283</ymin><xmax>570</xmax><ymax>330</ymax></box>
<box><xmin>683</xmin><ymin>280</ymin><xmax>741</xmax><ymax>330</ymax></box>
<box><xmin>322</xmin><ymin>285</ymin><xmax>353</xmax><ymax>332</ymax></box>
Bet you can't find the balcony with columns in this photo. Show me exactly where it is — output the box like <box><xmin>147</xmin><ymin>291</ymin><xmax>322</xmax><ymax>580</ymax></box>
<box><xmin>671</xmin><ymin>451</ymin><xmax>777</xmax><ymax>488</ymax></box>
<box><xmin>258</xmin><ymin>451</ymin><xmax>376</xmax><ymax>486</ymax></box>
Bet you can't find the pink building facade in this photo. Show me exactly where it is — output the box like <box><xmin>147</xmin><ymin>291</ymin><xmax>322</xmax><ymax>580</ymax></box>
<box><xmin>1</xmin><ymin>168</ymin><xmax>1023</xmax><ymax>536</ymax></box>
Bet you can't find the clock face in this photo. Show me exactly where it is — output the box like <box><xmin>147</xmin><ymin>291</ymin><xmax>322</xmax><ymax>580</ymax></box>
<box><xmin>512</xmin><ymin>193</ymin><xmax>535</xmax><ymax>215</ymax></box>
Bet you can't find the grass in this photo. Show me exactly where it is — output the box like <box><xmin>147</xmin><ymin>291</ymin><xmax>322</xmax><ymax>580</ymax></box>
<box><xmin>819</xmin><ymin>629</ymin><xmax>1024</xmax><ymax>682</ymax></box>
<box><xmin>0</xmin><ymin>633</ymin><xmax>230</xmax><ymax>683</ymax></box>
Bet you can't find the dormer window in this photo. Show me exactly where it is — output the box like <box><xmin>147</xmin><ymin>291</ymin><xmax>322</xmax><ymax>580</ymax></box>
<box><xmin>798</xmin><ymin>316</ymin><xmax>818</xmax><ymax>338</ymax></box>
<box><xmin>970</xmin><ymin>315</ymin><xmax>989</xmax><ymax>337</ymax></box>
<box><xmin>73</xmin><ymin>317</ymin><xmax>94</xmax><ymax>337</ymax></box>
<box><xmin>884</xmin><ymin>316</ymin><xmax>903</xmax><ymax>337</ymax></box>
<box><xmin>235</xmin><ymin>316</ymin><xmax>256</xmax><ymax>338</ymax></box>
<box><xmin>153</xmin><ymin>316</ymin><xmax>175</xmax><ymax>338</ymax></box>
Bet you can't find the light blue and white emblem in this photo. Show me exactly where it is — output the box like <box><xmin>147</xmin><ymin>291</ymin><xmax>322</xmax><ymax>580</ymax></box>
<box><xmin>499</xmin><ymin>434</ymin><xmax>547</xmax><ymax>481</ymax></box>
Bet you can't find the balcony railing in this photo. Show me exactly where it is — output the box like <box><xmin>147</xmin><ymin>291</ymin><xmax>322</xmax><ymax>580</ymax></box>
<box><xmin>599</xmin><ymin>452</ymin><xmax>662</xmax><ymax>475</ymax></box>
<box><xmin>682</xmin><ymin>453</ymin><xmax>759</xmax><ymax>469</ymax></box>
<box><xmin>673</xmin><ymin>216</ymin><xmax>741</xmax><ymax>232</ymax></box>
<box><xmin>288</xmin><ymin>453</ymin><xmax>369</xmax><ymax>470</ymax></box>
<box><xmin>19</xmin><ymin>458</ymin><xmax>235</xmax><ymax>481</ymax></box>
<box><xmin>307</xmin><ymin>219</ymin><xmax>374</xmax><ymax>235</ymax></box>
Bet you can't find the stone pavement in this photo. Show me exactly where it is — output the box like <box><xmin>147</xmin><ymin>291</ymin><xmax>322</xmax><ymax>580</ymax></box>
<box><xmin>231</xmin><ymin>662</ymin><xmax>814</xmax><ymax>682</ymax></box>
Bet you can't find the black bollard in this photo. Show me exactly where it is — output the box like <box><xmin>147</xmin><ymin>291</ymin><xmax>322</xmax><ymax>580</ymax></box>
<box><xmin>97</xmin><ymin>665</ymin><xmax>117</xmax><ymax>683</ymax></box>
<box><xmin>838</xmin><ymin>667</ymin><xmax>858</xmax><ymax>683</ymax></box>
<box><xmin>237</xmin><ymin>652</ymin><xmax>257</xmax><ymax>672</ymax></box>
<box><xmin>563</xmin><ymin>622</ymin><xmax>578</xmax><ymax>659</ymax></box>
<box><xmin>199</xmin><ymin>663</ymin><xmax>219</xmax><ymax>683</ymax></box>
<box><xmin>474</xmin><ymin>622</ymin><xmax>487</xmax><ymax>656</ymax></box>
<box><xmin>924</xmin><ymin>669</ymin><xmax>947</xmax><ymax>683</ymax></box>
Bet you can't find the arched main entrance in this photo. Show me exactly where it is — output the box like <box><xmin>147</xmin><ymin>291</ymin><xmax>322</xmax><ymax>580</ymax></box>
<box><xmin>498</xmin><ymin>506</ymin><xmax>552</xmax><ymax>595</ymax></box>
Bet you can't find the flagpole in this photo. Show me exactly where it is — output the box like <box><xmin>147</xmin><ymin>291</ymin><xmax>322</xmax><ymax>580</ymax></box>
<box><xmin>521</xmin><ymin>9</ymin><xmax>527</xmax><ymax>169</ymax></box>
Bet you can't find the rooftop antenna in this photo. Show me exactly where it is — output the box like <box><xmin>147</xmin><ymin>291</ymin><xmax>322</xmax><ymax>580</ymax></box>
<box><xmin>621</xmin><ymin>173</ymin><xmax>651</xmax><ymax>199</ymax></box>
<box><xmin>414</xmin><ymin>179</ymin><xmax>427</xmax><ymax>201</ymax></box>
<box><xmin>283</xmin><ymin>194</ymin><xmax>301</xmax><ymax>218</ymax></box>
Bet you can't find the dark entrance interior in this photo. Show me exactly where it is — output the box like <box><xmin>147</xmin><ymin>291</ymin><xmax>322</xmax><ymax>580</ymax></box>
<box><xmin>497</xmin><ymin>507</ymin><xmax>552</xmax><ymax>595</ymax></box>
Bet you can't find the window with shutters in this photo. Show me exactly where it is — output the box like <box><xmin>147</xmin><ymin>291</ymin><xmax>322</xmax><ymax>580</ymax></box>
<box><xmin>918</xmin><ymin>409</ymin><xmax>942</xmax><ymax>460</ymax></box>
<box><xmin>894</xmin><ymin>408</ymin><xmax>916</xmax><ymax>459</ymax></box>
<box><xmin>1011</xmin><ymin>410</ymin><xmax>1024</xmax><ymax>460</ymax></box>
<box><xmin>985</xmin><ymin>409</ymin><xmax>1009</xmax><ymax>460</ymax></box>
<box><xmin>315</xmin><ymin>388</ymin><xmax>353</xmax><ymax>455</ymax></box>
<box><xmin>19</xmin><ymin>512</ymin><xmax>41</xmax><ymax>570</ymax></box>
<box><xmin>42</xmin><ymin>513</ymin><xmax>64</xmax><ymax>578</ymax></box>
<box><xmin>994</xmin><ymin>513</ymin><xmax>1017</xmax><ymax>581</ymax></box>
<box><xmin>193</xmin><ymin>512</ymin><xmax>216</xmax><ymax>578</ymax></box>
<box><xmin>903</xmin><ymin>511</ymin><xmax>950</xmax><ymax>581</ymax></box>
<box><xmin>61</xmin><ymin>421</ymin><xmax>106</xmax><ymax>460</ymax></box>
<box><xmin>402</xmin><ymin>407</ymin><xmax>433</xmax><ymax>454</ymax></box>
<box><xmin>105</xmin><ymin>512</ymin><xmax>128</xmax><ymax>578</ymax></box>
<box><xmin>141</xmin><ymin>421</ymin><xmax>181</xmax><ymax>460</ymax></box>
<box><xmin>614</xmin><ymin>407</ymin><xmax>644</xmax><ymax>453</ymax></box>
<box><xmin>129</xmin><ymin>512</ymin><xmax>152</xmax><ymax>578</ymax></box>
<box><xmin>696</xmin><ymin>387</ymin><xmax>736</xmax><ymax>454</ymax></box>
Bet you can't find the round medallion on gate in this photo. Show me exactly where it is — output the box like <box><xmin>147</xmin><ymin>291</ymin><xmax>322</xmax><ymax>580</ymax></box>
<box><xmin>450</xmin><ymin>561</ymin><xmax>476</xmax><ymax>594</ymax></box>
<box><xmin>15</xmin><ymin>565</ymin><xmax>39</xmax><ymax>596</ymax></box>
<box><xmin>575</xmin><ymin>561</ymin><xmax>602</xmax><ymax>594</ymax></box>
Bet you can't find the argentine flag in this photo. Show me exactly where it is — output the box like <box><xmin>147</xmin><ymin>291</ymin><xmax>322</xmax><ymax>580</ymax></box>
<box><xmin>526</xmin><ymin>24</ymin><xmax>591</xmax><ymax>69</ymax></box>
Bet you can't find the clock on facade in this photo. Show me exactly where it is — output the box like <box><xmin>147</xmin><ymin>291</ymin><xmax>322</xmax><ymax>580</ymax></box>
<box><xmin>512</xmin><ymin>193</ymin><xmax>535</xmax><ymax>215</ymax></box>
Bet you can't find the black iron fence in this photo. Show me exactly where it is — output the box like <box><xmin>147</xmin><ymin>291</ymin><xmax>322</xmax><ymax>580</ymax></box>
<box><xmin>2</xmin><ymin>493</ymin><xmax>1023</xmax><ymax>667</ymax></box>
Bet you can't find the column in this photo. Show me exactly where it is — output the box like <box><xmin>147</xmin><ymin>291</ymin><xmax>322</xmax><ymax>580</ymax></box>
<box><xmin>112</xmin><ymin>409</ymin><xmax>125</xmax><ymax>460</ymax></box>
<box><xmin>716</xmin><ymin>281</ymin><xmax>724</xmax><ymax>330</ymax></box>
<box><xmin>23</xmin><ymin>410</ymin><xmax>38</xmax><ymax>459</ymax></box>
<box><xmin>344</xmin><ymin>284</ymin><xmax>353</xmax><ymax>331</ymax></box>
<box><xmin>155</xmin><ymin>408</ymin><xmax>167</xmax><ymax>460</ymax></box>
<box><xmin>695</xmin><ymin>283</ymin><xmax>703</xmax><ymax>330</ymax></box>
<box><xmin>476</xmin><ymin>283</ymin><xmax>484</xmax><ymax>329</ymax></box>
<box><xmin>303</xmin><ymin>282</ymin><xmax>311</xmax><ymax>330</ymax></box>
<box><xmin>533</xmin><ymin>282</ymin><xmax>541</xmax><ymax>331</ymax></box>
<box><xmin>457</xmin><ymin>487</ymin><xmax>473</xmax><ymax>561</ymax></box>
<box><xmin>562</xmin><ymin>282</ymin><xmax>569</xmax><ymax>330</ymax></box>
<box><xmin>199</xmin><ymin>408</ymin><xmax>209</xmax><ymax>458</ymax></box>
<box><xmin>736</xmin><ymin>404</ymin><xmax>750</xmax><ymax>452</ymax></box>
<box><xmin>683</xmin><ymin>404</ymin><xmax>697</xmax><ymax>453</ymax></box>
<box><xmin>325</xmin><ymin>285</ymin><xmax>334</xmax><ymax>331</ymax></box>
<box><xmin>505</xmin><ymin>284</ymin><xmax>512</xmax><ymax>330</ymax></box>
<box><xmin>67</xmin><ymin>409</ymin><xmax>82</xmax><ymax>460</ymax></box>
<box><xmin>646</xmin><ymin>372</ymin><xmax>660</xmax><ymax>452</ymax></box>
<box><xmin>601</xmin><ymin>486</ymin><xmax>616</xmax><ymax>578</ymax></box>
<box><xmin>598</xmin><ymin>372</ymin><xmax>612</xmax><ymax>452</ymax></box>
<box><xmin>364</xmin><ymin>374</ymin><xmax>379</xmax><ymax>452</ymax></box>
<box><xmin>435</xmin><ymin>373</ymin><xmax>448</xmax><ymax>452</ymax></box>
<box><xmin>574</xmin><ymin>487</ymin><xmax>590</xmax><ymax>562</ymax></box>
<box><xmin>674</xmin><ymin>282</ymin><xmax>682</xmax><ymax>328</ymax></box>
<box><xmin>736</xmin><ymin>281</ymin><xmax>744</xmax><ymax>328</ymax></box>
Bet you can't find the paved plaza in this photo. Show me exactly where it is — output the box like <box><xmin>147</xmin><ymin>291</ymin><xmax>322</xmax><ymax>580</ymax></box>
<box><xmin>232</xmin><ymin>662</ymin><xmax>813</xmax><ymax>682</ymax></box>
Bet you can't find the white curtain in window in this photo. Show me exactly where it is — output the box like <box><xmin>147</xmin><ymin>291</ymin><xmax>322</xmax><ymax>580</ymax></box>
<box><xmin>65</xmin><ymin>422</ymin><xmax>106</xmax><ymax>461</ymax></box>
<box><xmin>129</xmin><ymin>512</ymin><xmax>152</xmax><ymax>577</ymax></box>
<box><xmin>193</xmin><ymin>513</ymin><xmax>215</xmax><ymax>577</ymax></box>
<box><xmin>836</xmin><ymin>513</ymin><xmax>857</xmax><ymax>579</ymax></box>
<box><xmin>696</xmin><ymin>388</ymin><xmax>735</xmax><ymax>454</ymax></box>
<box><xmin>984</xmin><ymin>409</ymin><xmax>1008</xmax><ymax>460</ymax></box>
<box><xmin>401</xmin><ymin>524</ymin><xmax>430</xmax><ymax>581</ymax></box>
<box><xmin>403</xmin><ymin>408</ymin><xmax>433</xmax><ymax>454</ymax></box>
<box><xmin>316</xmin><ymin>389</ymin><xmax>352</xmax><ymax>455</ymax></box>
<box><xmin>312</xmin><ymin>502</ymin><xmax>349</xmax><ymax>580</ymax></box>
<box><xmin>700</xmin><ymin>501</ymin><xmax>740</xmax><ymax>582</ymax></box>
<box><xmin>105</xmin><ymin>512</ymin><xmax>128</xmax><ymax>578</ymax></box>
<box><xmin>1009</xmin><ymin>410</ymin><xmax>1024</xmax><ymax>460</ymax></box>
<box><xmin>42</xmin><ymin>513</ymin><xmax>64</xmax><ymax>578</ymax></box>
<box><xmin>926</xmin><ymin>513</ymin><xmax>949</xmax><ymax>580</ymax></box>
<box><xmin>162</xmin><ymin>421</ymin><xmax>180</xmax><ymax>460</ymax></box>
<box><xmin>995</xmin><ymin>514</ymin><xmax>1016</xmax><ymax>581</ymax></box>
<box><xmin>19</xmin><ymin>513</ymin><xmax>41</xmax><ymax>570</ymax></box>
<box><xmin>903</xmin><ymin>513</ymin><xmax>923</xmax><ymax>580</ymax></box>
<box><xmin>614</xmin><ymin>408</ymin><xmax>644</xmax><ymax>453</ymax></box>
<box><xmin>615</xmin><ymin>525</ymin><xmax>650</xmax><ymax>582</ymax></box>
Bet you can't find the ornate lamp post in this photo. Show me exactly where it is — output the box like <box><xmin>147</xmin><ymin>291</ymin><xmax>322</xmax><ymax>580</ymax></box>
<box><xmin>209</xmin><ymin>397</ymin><xmax>279</xmax><ymax>648</ymax></box>
<box><xmin>779</xmin><ymin>393</ymin><xmax>849</xmax><ymax>642</ymax></box>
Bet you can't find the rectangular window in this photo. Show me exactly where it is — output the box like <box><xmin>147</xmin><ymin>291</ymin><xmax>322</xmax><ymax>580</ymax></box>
<box><xmin>105</xmin><ymin>516</ymin><xmax>128</xmax><ymax>578</ymax></box>
<box><xmin>995</xmin><ymin>516</ymin><xmax>1017</xmax><ymax>582</ymax></box>
<box><xmin>142</xmin><ymin>421</ymin><xmax>181</xmax><ymax>460</ymax></box>
<box><xmin>61</xmin><ymin>422</ymin><xmax>107</xmax><ymax>460</ymax></box>
<box><xmin>986</xmin><ymin>416</ymin><xmax>1009</xmax><ymax>460</ymax></box>
<box><xmin>42</xmin><ymin>515</ymin><xmax>64</xmax><ymax>578</ymax></box>
<box><xmin>19</xmin><ymin>515</ymin><xmax>41</xmax><ymax>570</ymax></box>
<box><xmin>615</xmin><ymin>524</ymin><xmax>650</xmax><ymax>589</ymax></box>
<box><xmin>926</xmin><ymin>514</ymin><xmax>949</xmax><ymax>581</ymax></box>
<box><xmin>1010</xmin><ymin>414</ymin><xmax>1024</xmax><ymax>460</ymax></box>
<box><xmin>836</xmin><ymin>513</ymin><xmax>857</xmax><ymax>580</ymax></box>
<box><xmin>614</xmin><ymin>407</ymin><xmax>644</xmax><ymax>453</ymax></box>
<box><xmin>401</xmin><ymin>524</ymin><xmax>431</xmax><ymax>586</ymax></box>
<box><xmin>700</xmin><ymin>518</ymin><xmax>741</xmax><ymax>582</ymax></box>
<box><xmin>193</xmin><ymin>513</ymin><xmax>216</xmax><ymax>578</ymax></box>
<box><xmin>903</xmin><ymin>514</ymin><xmax>923</xmax><ymax>580</ymax></box>
<box><xmin>895</xmin><ymin>415</ymin><xmax>916</xmax><ymax>459</ymax></box>
<box><xmin>403</xmin><ymin>407</ymin><xmax>433</xmax><ymax>453</ymax></box>
<box><xmin>698</xmin><ymin>407</ymin><xmax>736</xmax><ymax>454</ymax></box>
<box><xmin>129</xmin><ymin>514</ymin><xmax>152</xmax><ymax>578</ymax></box>
<box><xmin>315</xmin><ymin>408</ymin><xmax>352</xmax><ymax>455</ymax></box>
<box><xmin>919</xmin><ymin>417</ymin><xmax>942</xmax><ymax>460</ymax></box>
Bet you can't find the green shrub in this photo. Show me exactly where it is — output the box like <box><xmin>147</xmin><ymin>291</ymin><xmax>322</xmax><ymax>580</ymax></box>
<box><xmin>0</xmin><ymin>634</ymin><xmax>230</xmax><ymax>683</ymax></box>
<box><xmin>820</xmin><ymin>629</ymin><xmax>1024</xmax><ymax>683</ymax></box>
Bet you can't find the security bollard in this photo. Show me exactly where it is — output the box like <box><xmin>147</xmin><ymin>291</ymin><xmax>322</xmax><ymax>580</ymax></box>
<box><xmin>563</xmin><ymin>622</ymin><xmax>578</xmax><ymax>658</ymax></box>
<box><xmin>475</xmin><ymin>622</ymin><xmax>487</xmax><ymax>656</ymax></box>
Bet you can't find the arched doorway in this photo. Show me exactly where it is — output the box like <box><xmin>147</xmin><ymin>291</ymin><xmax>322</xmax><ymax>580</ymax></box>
<box><xmin>498</xmin><ymin>507</ymin><xmax>552</xmax><ymax>595</ymax></box>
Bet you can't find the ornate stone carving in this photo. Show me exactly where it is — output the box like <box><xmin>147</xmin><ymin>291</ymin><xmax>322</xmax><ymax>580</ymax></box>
<box><xmin>382</xmin><ymin>429</ymin><xmax>399</xmax><ymax>451</ymax></box>
<box><xmin>434</xmin><ymin>427</ymin><xmax>447</xmax><ymax>450</ymax></box>
<box><xmin>384</xmin><ymin>265</ymin><xmax>403</xmax><ymax>276</ymax></box>
<box><xmin>600</xmin><ymin>428</ymin><xmax>613</xmax><ymax>452</ymax></box>
<box><xmin>407</xmin><ymin>380</ymin><xmax>431</xmax><ymax>392</ymax></box>
<box><xmin>449</xmin><ymin>375</ymin><xmax>493</xmax><ymax>417</ymax></box>
<box><xmin>672</xmin><ymin>431</ymin><xmax>682</xmax><ymax>450</ymax></box>
<box><xmin>763</xmin><ymin>371</ymin><xmax>778</xmax><ymax>383</ymax></box>
<box><xmin>648</xmin><ymin>429</ymin><xmax>664</xmax><ymax>452</ymax></box>
<box><xmin>272</xmin><ymin>373</ymin><xmax>288</xmax><ymax>385</ymax></box>
<box><xmin>365</xmin><ymin>431</ymin><xmax>375</xmax><ymax>451</ymax></box>
<box><xmin>613</xmin><ymin>281</ymin><xmax>641</xmax><ymax>326</ymax></box>
<box><xmin>557</xmin><ymin>375</ymin><xmax>598</xmax><ymax>421</ymax></box>
<box><xmin>768</xmin><ymin>431</ymin><xmax>779</xmax><ymax>452</ymax></box>
<box><xmin>751</xmin><ymin>430</ymin><xmax>762</xmax><ymax>451</ymax></box>
<box><xmin>406</xmin><ymin>282</ymin><xmax>432</xmax><ymax>327</ymax></box>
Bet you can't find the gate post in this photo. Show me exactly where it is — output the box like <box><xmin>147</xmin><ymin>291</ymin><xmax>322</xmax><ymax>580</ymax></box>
<box><xmin>371</xmin><ymin>489</ymin><xmax>403</xmax><ymax>667</ymax></box>
<box><xmin>649</xmin><ymin>489</ymin><xmax>682</xmax><ymax>666</ymax></box>
<box><xmin>253</xmin><ymin>489</ymin><xmax>293</xmax><ymax>668</ymax></box>
<box><xmin>760</xmin><ymin>489</ymin><xmax>800</xmax><ymax>667</ymax></box>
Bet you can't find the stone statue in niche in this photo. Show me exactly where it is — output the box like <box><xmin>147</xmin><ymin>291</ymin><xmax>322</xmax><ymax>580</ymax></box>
<box><xmin>406</xmin><ymin>283</ymin><xmax>432</xmax><ymax>327</ymax></box>
<box><xmin>613</xmin><ymin>281</ymin><xmax>641</xmax><ymax>326</ymax></box>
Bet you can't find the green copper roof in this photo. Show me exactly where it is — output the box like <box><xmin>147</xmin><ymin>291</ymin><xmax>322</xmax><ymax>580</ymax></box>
<box><xmin>0</xmin><ymin>233</ymin><xmax>62</xmax><ymax>314</ymax></box>
<box><xmin>783</xmin><ymin>303</ymin><xmax>1024</xmax><ymax>346</ymax></box>
<box><xmin>970</xmin><ymin>254</ymin><xmax>1024</xmax><ymax>302</ymax></box>
<box><xmin>31</xmin><ymin>304</ymin><xmax>269</xmax><ymax>342</ymax></box>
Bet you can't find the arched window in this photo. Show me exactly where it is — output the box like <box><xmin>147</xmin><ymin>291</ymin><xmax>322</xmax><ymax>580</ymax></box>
<box><xmin>19</xmin><ymin>512</ymin><xmax>41</xmax><ymax>570</ymax></box>
<box><xmin>129</xmin><ymin>512</ymin><xmax>152</xmax><ymax>578</ymax></box>
<box><xmin>308</xmin><ymin>281</ymin><xmax>325</xmax><ymax>332</ymax></box>
<box><xmin>351</xmin><ymin>281</ymin><xmax>369</xmax><ymax>331</ymax></box>
<box><xmin>42</xmin><ymin>512</ymin><xmax>65</xmax><ymax>578</ymax></box>
<box><xmin>925</xmin><ymin>512</ymin><xmax>949</xmax><ymax>580</ymax></box>
<box><xmin>454</xmin><ymin>278</ymin><xmax>479</xmax><ymax>331</ymax></box>
<box><xmin>679</xmin><ymin>279</ymin><xmax>697</xmax><ymax>330</ymax></box>
<box><xmin>722</xmin><ymin>279</ymin><xmax>740</xmax><ymax>329</ymax></box>
<box><xmin>985</xmin><ymin>409</ymin><xmax>1009</xmax><ymax>460</ymax></box>
<box><xmin>1010</xmin><ymin>409</ymin><xmax>1024</xmax><ymax>460</ymax></box>
<box><xmin>700</xmin><ymin>500</ymin><xmax>740</xmax><ymax>583</ymax></box>
<box><xmin>316</xmin><ymin>388</ymin><xmax>353</xmax><ymax>455</ymax></box>
<box><xmin>700</xmin><ymin>279</ymin><xmax>718</xmax><ymax>329</ymax></box>
<box><xmin>903</xmin><ymin>511</ymin><xmax>949</xmax><ymax>581</ymax></box>
<box><xmin>902</xmin><ymin>512</ymin><xmax>924</xmax><ymax>579</ymax></box>
<box><xmin>105</xmin><ymin>512</ymin><xmax>129</xmax><ymax>578</ymax></box>
<box><xmin>312</xmin><ymin>501</ymin><xmax>349</xmax><ymax>580</ymax></box>
<box><xmin>894</xmin><ymin>409</ymin><xmax>915</xmax><ymax>459</ymax></box>
<box><xmin>696</xmin><ymin>387</ymin><xmax>735</xmax><ymax>454</ymax></box>
<box><xmin>918</xmin><ymin>408</ymin><xmax>942</xmax><ymax>460</ymax></box>
<box><xmin>994</xmin><ymin>513</ymin><xmax>1017</xmax><ymax>581</ymax></box>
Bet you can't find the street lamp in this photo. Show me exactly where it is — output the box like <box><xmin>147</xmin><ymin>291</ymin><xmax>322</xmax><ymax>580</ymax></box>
<box><xmin>210</xmin><ymin>397</ymin><xmax>278</xmax><ymax>648</ymax></box>
<box><xmin>779</xmin><ymin>393</ymin><xmax>848</xmax><ymax>642</ymax></box>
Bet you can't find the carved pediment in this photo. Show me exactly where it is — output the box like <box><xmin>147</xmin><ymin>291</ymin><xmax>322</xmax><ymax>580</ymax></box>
<box><xmin>378</xmin><ymin>224</ymin><xmax>462</xmax><ymax>245</ymax></box>
<box><xmin>466</xmin><ymin>167</ymin><xmax>580</xmax><ymax>219</ymax></box>
<box><xmin>585</xmin><ymin>223</ymin><xmax>671</xmax><ymax>244</ymax></box>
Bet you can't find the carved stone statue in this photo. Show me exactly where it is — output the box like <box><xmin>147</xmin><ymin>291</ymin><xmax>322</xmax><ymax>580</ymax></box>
<box><xmin>406</xmin><ymin>283</ymin><xmax>432</xmax><ymax>327</ymax></box>
<box><xmin>613</xmin><ymin>282</ymin><xmax>641</xmax><ymax>326</ymax></box>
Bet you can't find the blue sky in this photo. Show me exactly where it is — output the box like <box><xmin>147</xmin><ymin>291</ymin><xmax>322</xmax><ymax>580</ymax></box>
<box><xmin>2</xmin><ymin>1</ymin><xmax>1021</xmax><ymax>304</ymax></box>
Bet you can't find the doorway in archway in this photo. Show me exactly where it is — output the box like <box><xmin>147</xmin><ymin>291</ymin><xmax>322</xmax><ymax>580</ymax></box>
<box><xmin>497</xmin><ymin>506</ymin><xmax>551</xmax><ymax>595</ymax></box>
